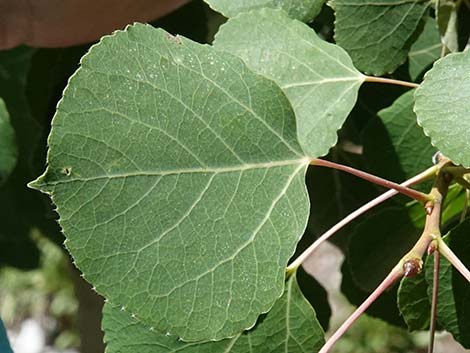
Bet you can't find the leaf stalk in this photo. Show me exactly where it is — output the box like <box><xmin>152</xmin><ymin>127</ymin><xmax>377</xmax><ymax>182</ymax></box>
<box><xmin>438</xmin><ymin>238</ymin><xmax>470</xmax><ymax>283</ymax></box>
<box><xmin>287</xmin><ymin>165</ymin><xmax>438</xmax><ymax>272</ymax></box>
<box><xmin>310</xmin><ymin>159</ymin><xmax>433</xmax><ymax>203</ymax></box>
<box><xmin>363</xmin><ymin>76</ymin><xmax>419</xmax><ymax>88</ymax></box>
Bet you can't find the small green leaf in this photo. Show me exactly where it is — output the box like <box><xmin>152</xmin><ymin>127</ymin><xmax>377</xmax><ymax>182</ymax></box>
<box><xmin>103</xmin><ymin>270</ymin><xmax>325</xmax><ymax>353</ymax></box>
<box><xmin>414</xmin><ymin>52</ymin><xmax>470</xmax><ymax>167</ymax></box>
<box><xmin>334</xmin><ymin>0</ymin><xmax>429</xmax><ymax>75</ymax></box>
<box><xmin>363</xmin><ymin>90</ymin><xmax>436</xmax><ymax>189</ymax></box>
<box><xmin>408</xmin><ymin>18</ymin><xmax>441</xmax><ymax>81</ymax></box>
<box><xmin>214</xmin><ymin>8</ymin><xmax>364</xmax><ymax>157</ymax></box>
<box><xmin>0</xmin><ymin>98</ymin><xmax>17</xmax><ymax>184</ymax></box>
<box><xmin>32</xmin><ymin>24</ymin><xmax>311</xmax><ymax>341</ymax></box>
<box><xmin>398</xmin><ymin>271</ymin><xmax>430</xmax><ymax>331</ymax></box>
<box><xmin>203</xmin><ymin>0</ymin><xmax>325</xmax><ymax>22</ymax></box>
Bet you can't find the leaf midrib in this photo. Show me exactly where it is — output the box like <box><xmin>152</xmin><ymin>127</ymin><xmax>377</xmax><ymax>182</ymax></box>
<box><xmin>42</xmin><ymin>158</ymin><xmax>310</xmax><ymax>186</ymax></box>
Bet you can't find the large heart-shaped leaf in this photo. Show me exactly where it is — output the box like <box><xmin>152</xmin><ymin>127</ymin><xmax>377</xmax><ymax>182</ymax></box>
<box><xmin>334</xmin><ymin>0</ymin><xmax>429</xmax><ymax>75</ymax></box>
<box><xmin>103</xmin><ymin>270</ymin><xmax>325</xmax><ymax>352</ymax></box>
<box><xmin>214</xmin><ymin>8</ymin><xmax>364</xmax><ymax>157</ymax></box>
<box><xmin>203</xmin><ymin>0</ymin><xmax>324</xmax><ymax>22</ymax></box>
<box><xmin>0</xmin><ymin>98</ymin><xmax>17</xmax><ymax>184</ymax></box>
<box><xmin>414</xmin><ymin>52</ymin><xmax>470</xmax><ymax>167</ymax></box>
<box><xmin>31</xmin><ymin>24</ymin><xmax>312</xmax><ymax>341</ymax></box>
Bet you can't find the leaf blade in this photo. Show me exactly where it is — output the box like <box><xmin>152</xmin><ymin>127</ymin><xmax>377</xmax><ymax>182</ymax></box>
<box><xmin>32</xmin><ymin>24</ymin><xmax>311</xmax><ymax>341</ymax></box>
<box><xmin>414</xmin><ymin>52</ymin><xmax>470</xmax><ymax>167</ymax></box>
<box><xmin>103</xmin><ymin>271</ymin><xmax>325</xmax><ymax>353</ymax></box>
<box><xmin>334</xmin><ymin>0</ymin><xmax>429</xmax><ymax>75</ymax></box>
<box><xmin>203</xmin><ymin>0</ymin><xmax>325</xmax><ymax>22</ymax></box>
<box><xmin>214</xmin><ymin>8</ymin><xmax>364</xmax><ymax>157</ymax></box>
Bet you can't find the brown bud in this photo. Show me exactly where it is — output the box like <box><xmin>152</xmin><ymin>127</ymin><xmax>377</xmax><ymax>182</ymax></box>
<box><xmin>403</xmin><ymin>258</ymin><xmax>423</xmax><ymax>277</ymax></box>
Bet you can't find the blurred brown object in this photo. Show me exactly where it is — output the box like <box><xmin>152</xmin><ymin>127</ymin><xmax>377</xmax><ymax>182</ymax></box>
<box><xmin>0</xmin><ymin>0</ymin><xmax>188</xmax><ymax>49</ymax></box>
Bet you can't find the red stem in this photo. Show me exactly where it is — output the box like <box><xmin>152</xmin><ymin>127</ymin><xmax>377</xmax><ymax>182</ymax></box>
<box><xmin>287</xmin><ymin>165</ymin><xmax>438</xmax><ymax>272</ymax></box>
<box><xmin>311</xmin><ymin>159</ymin><xmax>432</xmax><ymax>203</ymax></box>
<box><xmin>429</xmin><ymin>249</ymin><xmax>440</xmax><ymax>353</ymax></box>
<box><xmin>319</xmin><ymin>265</ymin><xmax>403</xmax><ymax>353</ymax></box>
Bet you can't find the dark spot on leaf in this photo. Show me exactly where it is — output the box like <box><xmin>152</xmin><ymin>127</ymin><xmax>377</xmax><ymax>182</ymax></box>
<box><xmin>61</xmin><ymin>167</ymin><xmax>72</xmax><ymax>176</ymax></box>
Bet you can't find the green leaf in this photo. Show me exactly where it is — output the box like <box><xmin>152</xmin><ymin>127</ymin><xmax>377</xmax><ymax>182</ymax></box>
<box><xmin>414</xmin><ymin>52</ymin><xmax>470</xmax><ymax>167</ymax></box>
<box><xmin>426</xmin><ymin>221</ymin><xmax>470</xmax><ymax>348</ymax></box>
<box><xmin>0</xmin><ymin>47</ymin><xmax>41</xmax><ymax>270</ymax></box>
<box><xmin>408</xmin><ymin>18</ymin><xmax>441</xmax><ymax>81</ymax></box>
<box><xmin>0</xmin><ymin>319</ymin><xmax>12</xmax><ymax>353</ymax></box>
<box><xmin>103</xmin><ymin>270</ymin><xmax>325</xmax><ymax>352</ymax></box>
<box><xmin>348</xmin><ymin>204</ymin><xmax>424</xmax><ymax>292</ymax></box>
<box><xmin>363</xmin><ymin>90</ymin><xmax>436</xmax><ymax>190</ymax></box>
<box><xmin>348</xmin><ymin>183</ymin><xmax>465</xmax><ymax>293</ymax></box>
<box><xmin>31</xmin><ymin>24</ymin><xmax>311</xmax><ymax>341</ymax></box>
<box><xmin>334</xmin><ymin>0</ymin><xmax>429</xmax><ymax>75</ymax></box>
<box><xmin>203</xmin><ymin>0</ymin><xmax>325</xmax><ymax>22</ymax></box>
<box><xmin>214</xmin><ymin>8</ymin><xmax>364</xmax><ymax>157</ymax></box>
<box><xmin>437</xmin><ymin>0</ymin><xmax>459</xmax><ymax>53</ymax></box>
<box><xmin>397</xmin><ymin>270</ymin><xmax>430</xmax><ymax>331</ymax></box>
<box><xmin>0</xmin><ymin>98</ymin><xmax>17</xmax><ymax>184</ymax></box>
<box><xmin>341</xmin><ymin>259</ymin><xmax>406</xmax><ymax>327</ymax></box>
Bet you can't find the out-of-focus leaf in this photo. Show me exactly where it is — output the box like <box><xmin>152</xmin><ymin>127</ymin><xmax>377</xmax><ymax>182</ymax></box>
<box><xmin>408</xmin><ymin>18</ymin><xmax>441</xmax><ymax>81</ymax></box>
<box><xmin>0</xmin><ymin>98</ymin><xmax>16</xmax><ymax>184</ymax></box>
<box><xmin>203</xmin><ymin>0</ymin><xmax>325</xmax><ymax>22</ymax></box>
<box><xmin>363</xmin><ymin>90</ymin><xmax>436</xmax><ymax>192</ymax></box>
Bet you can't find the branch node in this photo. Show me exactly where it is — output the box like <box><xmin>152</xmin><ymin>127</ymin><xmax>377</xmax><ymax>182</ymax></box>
<box><xmin>403</xmin><ymin>258</ymin><xmax>423</xmax><ymax>277</ymax></box>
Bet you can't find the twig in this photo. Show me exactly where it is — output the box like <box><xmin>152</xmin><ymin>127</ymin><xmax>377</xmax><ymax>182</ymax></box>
<box><xmin>310</xmin><ymin>159</ymin><xmax>432</xmax><ymax>203</ymax></box>
<box><xmin>287</xmin><ymin>165</ymin><xmax>438</xmax><ymax>272</ymax></box>
<box><xmin>428</xmin><ymin>248</ymin><xmax>440</xmax><ymax>353</ymax></box>
<box><xmin>319</xmin><ymin>265</ymin><xmax>403</xmax><ymax>353</ymax></box>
